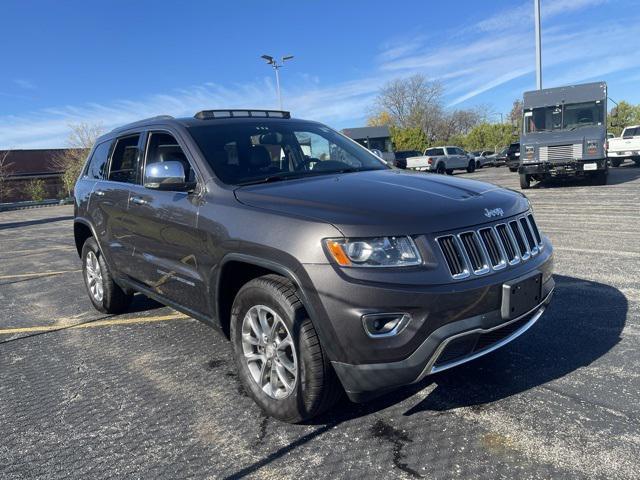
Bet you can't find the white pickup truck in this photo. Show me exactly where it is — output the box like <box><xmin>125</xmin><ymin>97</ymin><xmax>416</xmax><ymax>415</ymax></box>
<box><xmin>607</xmin><ymin>125</ymin><xmax>640</xmax><ymax>167</ymax></box>
<box><xmin>405</xmin><ymin>146</ymin><xmax>476</xmax><ymax>174</ymax></box>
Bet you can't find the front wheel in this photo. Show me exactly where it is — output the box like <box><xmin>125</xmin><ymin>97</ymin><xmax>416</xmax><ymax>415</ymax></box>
<box><xmin>520</xmin><ymin>173</ymin><xmax>531</xmax><ymax>189</ymax></box>
<box><xmin>436</xmin><ymin>163</ymin><xmax>446</xmax><ymax>174</ymax></box>
<box><xmin>230</xmin><ymin>275</ymin><xmax>341</xmax><ymax>423</ymax></box>
<box><xmin>466</xmin><ymin>160</ymin><xmax>476</xmax><ymax>173</ymax></box>
<box><xmin>445</xmin><ymin>169</ymin><xmax>454</xmax><ymax>175</ymax></box>
<box><xmin>610</xmin><ymin>158</ymin><xmax>622</xmax><ymax>167</ymax></box>
<box><xmin>81</xmin><ymin>237</ymin><xmax>132</xmax><ymax>313</ymax></box>
<box><xmin>509</xmin><ymin>167</ymin><xmax>519</xmax><ymax>172</ymax></box>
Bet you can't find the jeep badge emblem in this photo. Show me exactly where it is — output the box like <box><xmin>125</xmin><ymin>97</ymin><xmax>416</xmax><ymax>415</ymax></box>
<box><xmin>484</xmin><ymin>207</ymin><xmax>504</xmax><ymax>218</ymax></box>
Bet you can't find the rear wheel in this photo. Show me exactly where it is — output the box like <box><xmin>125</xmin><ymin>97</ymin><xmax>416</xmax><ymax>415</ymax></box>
<box><xmin>230</xmin><ymin>274</ymin><xmax>341</xmax><ymax>423</ymax></box>
<box><xmin>634</xmin><ymin>158</ymin><xmax>640</xmax><ymax>167</ymax></box>
<box><xmin>445</xmin><ymin>169</ymin><xmax>454</xmax><ymax>175</ymax></box>
<box><xmin>509</xmin><ymin>167</ymin><xmax>519</xmax><ymax>172</ymax></box>
<box><xmin>466</xmin><ymin>160</ymin><xmax>476</xmax><ymax>173</ymax></box>
<box><xmin>519</xmin><ymin>173</ymin><xmax>531</xmax><ymax>189</ymax></box>
<box><xmin>81</xmin><ymin>237</ymin><xmax>132</xmax><ymax>313</ymax></box>
<box><xmin>610</xmin><ymin>158</ymin><xmax>622</xmax><ymax>167</ymax></box>
<box><xmin>436</xmin><ymin>162</ymin><xmax>446</xmax><ymax>174</ymax></box>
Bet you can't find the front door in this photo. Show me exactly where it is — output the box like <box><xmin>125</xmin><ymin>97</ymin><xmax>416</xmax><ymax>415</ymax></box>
<box><xmin>125</xmin><ymin>130</ymin><xmax>208</xmax><ymax>314</ymax></box>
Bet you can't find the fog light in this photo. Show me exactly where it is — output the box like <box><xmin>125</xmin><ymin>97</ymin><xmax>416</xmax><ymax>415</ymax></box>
<box><xmin>362</xmin><ymin>313</ymin><xmax>411</xmax><ymax>338</ymax></box>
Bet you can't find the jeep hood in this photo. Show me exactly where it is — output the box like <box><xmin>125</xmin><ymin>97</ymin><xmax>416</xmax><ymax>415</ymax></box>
<box><xmin>234</xmin><ymin>169</ymin><xmax>529</xmax><ymax>237</ymax></box>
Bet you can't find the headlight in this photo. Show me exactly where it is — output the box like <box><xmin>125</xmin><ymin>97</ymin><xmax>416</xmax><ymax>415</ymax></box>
<box><xmin>586</xmin><ymin>140</ymin><xmax>599</xmax><ymax>155</ymax></box>
<box><xmin>324</xmin><ymin>236</ymin><xmax>422</xmax><ymax>267</ymax></box>
<box><xmin>524</xmin><ymin>145</ymin><xmax>534</xmax><ymax>160</ymax></box>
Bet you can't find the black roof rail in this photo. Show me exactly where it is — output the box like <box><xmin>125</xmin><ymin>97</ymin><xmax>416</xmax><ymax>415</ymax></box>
<box><xmin>110</xmin><ymin>115</ymin><xmax>175</xmax><ymax>133</ymax></box>
<box><xmin>194</xmin><ymin>109</ymin><xmax>291</xmax><ymax>120</ymax></box>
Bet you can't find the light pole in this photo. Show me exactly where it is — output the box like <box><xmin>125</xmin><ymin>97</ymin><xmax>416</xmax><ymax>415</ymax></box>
<box><xmin>534</xmin><ymin>0</ymin><xmax>542</xmax><ymax>90</ymax></box>
<box><xmin>261</xmin><ymin>54</ymin><xmax>294</xmax><ymax>110</ymax></box>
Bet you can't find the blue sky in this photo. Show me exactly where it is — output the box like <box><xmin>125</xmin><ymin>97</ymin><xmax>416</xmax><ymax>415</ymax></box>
<box><xmin>1</xmin><ymin>0</ymin><xmax>639</xmax><ymax>149</ymax></box>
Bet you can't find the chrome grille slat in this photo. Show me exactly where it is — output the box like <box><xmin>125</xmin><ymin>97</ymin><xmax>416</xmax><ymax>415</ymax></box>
<box><xmin>436</xmin><ymin>213</ymin><xmax>544</xmax><ymax>279</ymax></box>
<box><xmin>539</xmin><ymin>143</ymin><xmax>582</xmax><ymax>162</ymax></box>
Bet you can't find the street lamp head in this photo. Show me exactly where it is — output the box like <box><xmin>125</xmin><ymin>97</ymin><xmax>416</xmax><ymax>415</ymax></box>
<box><xmin>282</xmin><ymin>55</ymin><xmax>294</xmax><ymax>62</ymax></box>
<box><xmin>261</xmin><ymin>54</ymin><xmax>274</xmax><ymax>64</ymax></box>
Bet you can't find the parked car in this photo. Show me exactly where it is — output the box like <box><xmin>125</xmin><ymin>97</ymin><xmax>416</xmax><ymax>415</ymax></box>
<box><xmin>506</xmin><ymin>142</ymin><xmax>520</xmax><ymax>172</ymax></box>
<box><xmin>470</xmin><ymin>150</ymin><xmax>495</xmax><ymax>168</ymax></box>
<box><xmin>392</xmin><ymin>150</ymin><xmax>422</xmax><ymax>169</ymax></box>
<box><xmin>489</xmin><ymin>147</ymin><xmax>508</xmax><ymax>166</ymax></box>
<box><xmin>74</xmin><ymin>109</ymin><xmax>554</xmax><ymax>422</ymax></box>
<box><xmin>406</xmin><ymin>146</ymin><xmax>476</xmax><ymax>174</ymax></box>
<box><xmin>607</xmin><ymin>125</ymin><xmax>640</xmax><ymax>167</ymax></box>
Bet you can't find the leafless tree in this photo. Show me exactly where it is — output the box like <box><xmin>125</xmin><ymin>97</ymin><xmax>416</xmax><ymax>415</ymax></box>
<box><xmin>53</xmin><ymin>123</ymin><xmax>104</xmax><ymax>198</ymax></box>
<box><xmin>374</xmin><ymin>74</ymin><xmax>444</xmax><ymax>135</ymax></box>
<box><xmin>0</xmin><ymin>150</ymin><xmax>14</xmax><ymax>203</ymax></box>
<box><xmin>372</xmin><ymin>74</ymin><xmax>483</xmax><ymax>145</ymax></box>
<box><xmin>509</xmin><ymin>99</ymin><xmax>523</xmax><ymax>133</ymax></box>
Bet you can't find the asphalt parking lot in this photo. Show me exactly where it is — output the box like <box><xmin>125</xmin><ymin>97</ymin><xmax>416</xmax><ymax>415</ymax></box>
<box><xmin>1</xmin><ymin>162</ymin><xmax>639</xmax><ymax>480</ymax></box>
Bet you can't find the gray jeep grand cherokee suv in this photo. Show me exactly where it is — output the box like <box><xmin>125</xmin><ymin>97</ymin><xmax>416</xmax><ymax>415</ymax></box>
<box><xmin>74</xmin><ymin>110</ymin><xmax>554</xmax><ymax>422</ymax></box>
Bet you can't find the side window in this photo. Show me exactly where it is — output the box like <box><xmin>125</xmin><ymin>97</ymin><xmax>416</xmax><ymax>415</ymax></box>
<box><xmin>85</xmin><ymin>141</ymin><xmax>111</xmax><ymax>180</ymax></box>
<box><xmin>108</xmin><ymin>135</ymin><xmax>141</xmax><ymax>184</ymax></box>
<box><xmin>433</xmin><ymin>148</ymin><xmax>444</xmax><ymax>156</ymax></box>
<box><xmin>145</xmin><ymin>132</ymin><xmax>196</xmax><ymax>182</ymax></box>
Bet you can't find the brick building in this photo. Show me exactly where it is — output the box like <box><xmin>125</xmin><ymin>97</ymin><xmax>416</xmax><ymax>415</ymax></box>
<box><xmin>0</xmin><ymin>149</ymin><xmax>69</xmax><ymax>203</ymax></box>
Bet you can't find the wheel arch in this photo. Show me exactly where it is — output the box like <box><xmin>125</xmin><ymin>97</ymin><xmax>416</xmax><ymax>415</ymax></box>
<box><xmin>73</xmin><ymin>218</ymin><xmax>97</xmax><ymax>257</ymax></box>
<box><xmin>215</xmin><ymin>254</ymin><xmax>310</xmax><ymax>339</ymax></box>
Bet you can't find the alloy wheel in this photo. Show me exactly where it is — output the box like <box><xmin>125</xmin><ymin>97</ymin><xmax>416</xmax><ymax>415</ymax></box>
<box><xmin>85</xmin><ymin>251</ymin><xmax>104</xmax><ymax>302</ymax></box>
<box><xmin>241</xmin><ymin>305</ymin><xmax>298</xmax><ymax>399</ymax></box>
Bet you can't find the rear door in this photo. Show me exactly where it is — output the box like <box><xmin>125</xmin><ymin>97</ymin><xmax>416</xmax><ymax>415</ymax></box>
<box><xmin>125</xmin><ymin>129</ymin><xmax>208</xmax><ymax>314</ymax></box>
<box><xmin>92</xmin><ymin>133</ymin><xmax>144</xmax><ymax>275</ymax></box>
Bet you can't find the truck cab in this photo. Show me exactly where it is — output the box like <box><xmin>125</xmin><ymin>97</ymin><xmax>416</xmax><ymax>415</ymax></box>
<box><xmin>519</xmin><ymin>82</ymin><xmax>608</xmax><ymax>189</ymax></box>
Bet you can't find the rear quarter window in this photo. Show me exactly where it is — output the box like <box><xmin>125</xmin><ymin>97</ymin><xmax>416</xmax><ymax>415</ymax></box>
<box><xmin>84</xmin><ymin>141</ymin><xmax>111</xmax><ymax>180</ymax></box>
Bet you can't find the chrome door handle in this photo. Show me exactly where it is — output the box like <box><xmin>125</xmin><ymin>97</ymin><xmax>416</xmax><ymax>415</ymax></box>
<box><xmin>131</xmin><ymin>196</ymin><xmax>148</xmax><ymax>205</ymax></box>
<box><xmin>94</xmin><ymin>190</ymin><xmax>105</xmax><ymax>197</ymax></box>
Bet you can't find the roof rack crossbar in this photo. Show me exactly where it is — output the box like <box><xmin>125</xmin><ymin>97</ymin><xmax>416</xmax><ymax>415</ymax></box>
<box><xmin>194</xmin><ymin>109</ymin><xmax>291</xmax><ymax>120</ymax></box>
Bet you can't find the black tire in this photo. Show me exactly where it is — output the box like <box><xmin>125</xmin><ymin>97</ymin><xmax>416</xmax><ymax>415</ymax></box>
<box><xmin>476</xmin><ymin>160</ymin><xmax>482</xmax><ymax>169</ymax></box>
<box><xmin>466</xmin><ymin>160</ymin><xmax>476</xmax><ymax>173</ymax></box>
<box><xmin>81</xmin><ymin>237</ymin><xmax>133</xmax><ymax>314</ymax></box>
<box><xmin>610</xmin><ymin>158</ymin><xmax>622</xmax><ymax>168</ymax></box>
<box><xmin>509</xmin><ymin>167</ymin><xmax>519</xmax><ymax>173</ymax></box>
<box><xmin>591</xmin><ymin>168</ymin><xmax>608</xmax><ymax>185</ymax></box>
<box><xmin>519</xmin><ymin>173</ymin><xmax>531</xmax><ymax>189</ymax></box>
<box><xmin>230</xmin><ymin>274</ymin><xmax>341</xmax><ymax>423</ymax></box>
<box><xmin>436</xmin><ymin>162</ymin><xmax>446</xmax><ymax>174</ymax></box>
<box><xmin>634</xmin><ymin>159</ymin><xmax>640</xmax><ymax>167</ymax></box>
<box><xmin>445</xmin><ymin>169</ymin><xmax>454</xmax><ymax>175</ymax></box>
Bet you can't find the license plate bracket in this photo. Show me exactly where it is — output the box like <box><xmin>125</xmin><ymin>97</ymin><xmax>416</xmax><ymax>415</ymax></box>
<box><xmin>501</xmin><ymin>272</ymin><xmax>542</xmax><ymax>320</ymax></box>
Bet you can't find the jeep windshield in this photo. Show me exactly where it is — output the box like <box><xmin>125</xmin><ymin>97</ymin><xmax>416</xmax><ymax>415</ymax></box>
<box><xmin>188</xmin><ymin>120</ymin><xmax>388</xmax><ymax>185</ymax></box>
<box><xmin>524</xmin><ymin>101</ymin><xmax>605</xmax><ymax>134</ymax></box>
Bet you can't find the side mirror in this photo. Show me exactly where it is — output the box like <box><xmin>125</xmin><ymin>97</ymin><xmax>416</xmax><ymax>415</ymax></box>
<box><xmin>144</xmin><ymin>161</ymin><xmax>194</xmax><ymax>191</ymax></box>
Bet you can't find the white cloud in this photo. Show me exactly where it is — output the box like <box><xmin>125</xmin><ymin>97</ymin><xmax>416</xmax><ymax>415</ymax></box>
<box><xmin>13</xmin><ymin>78</ymin><xmax>36</xmax><ymax>90</ymax></box>
<box><xmin>1</xmin><ymin>0</ymin><xmax>637</xmax><ymax>149</ymax></box>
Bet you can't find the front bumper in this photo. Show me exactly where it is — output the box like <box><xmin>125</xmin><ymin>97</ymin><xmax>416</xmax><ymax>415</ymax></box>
<box><xmin>332</xmin><ymin>284</ymin><xmax>553</xmax><ymax>401</ymax></box>
<box><xmin>519</xmin><ymin>158</ymin><xmax>606</xmax><ymax>175</ymax></box>
<box><xmin>299</xmin><ymin>239</ymin><xmax>554</xmax><ymax>401</ymax></box>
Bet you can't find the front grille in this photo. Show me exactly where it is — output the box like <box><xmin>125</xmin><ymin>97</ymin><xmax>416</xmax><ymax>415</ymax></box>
<box><xmin>437</xmin><ymin>236</ymin><xmax>467</xmax><ymax>278</ymax></box>
<box><xmin>433</xmin><ymin>313</ymin><xmax>533</xmax><ymax>368</ymax></box>
<box><xmin>436</xmin><ymin>212</ymin><xmax>544</xmax><ymax>279</ymax></box>
<box><xmin>539</xmin><ymin>144</ymin><xmax>582</xmax><ymax>162</ymax></box>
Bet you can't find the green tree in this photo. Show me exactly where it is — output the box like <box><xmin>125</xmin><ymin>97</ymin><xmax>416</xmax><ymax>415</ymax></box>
<box><xmin>24</xmin><ymin>178</ymin><xmax>46</xmax><ymax>201</ymax></box>
<box><xmin>608</xmin><ymin>101</ymin><xmax>640</xmax><ymax>137</ymax></box>
<box><xmin>389</xmin><ymin>126</ymin><xmax>429</xmax><ymax>152</ymax></box>
<box><xmin>464</xmin><ymin>123</ymin><xmax>516</xmax><ymax>152</ymax></box>
<box><xmin>367</xmin><ymin>111</ymin><xmax>393</xmax><ymax>127</ymax></box>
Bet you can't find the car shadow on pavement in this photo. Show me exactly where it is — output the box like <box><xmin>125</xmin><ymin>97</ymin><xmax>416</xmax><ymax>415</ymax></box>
<box><xmin>311</xmin><ymin>274</ymin><xmax>626</xmax><ymax>423</ymax></box>
<box><xmin>0</xmin><ymin>215</ymin><xmax>74</xmax><ymax>230</ymax></box>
